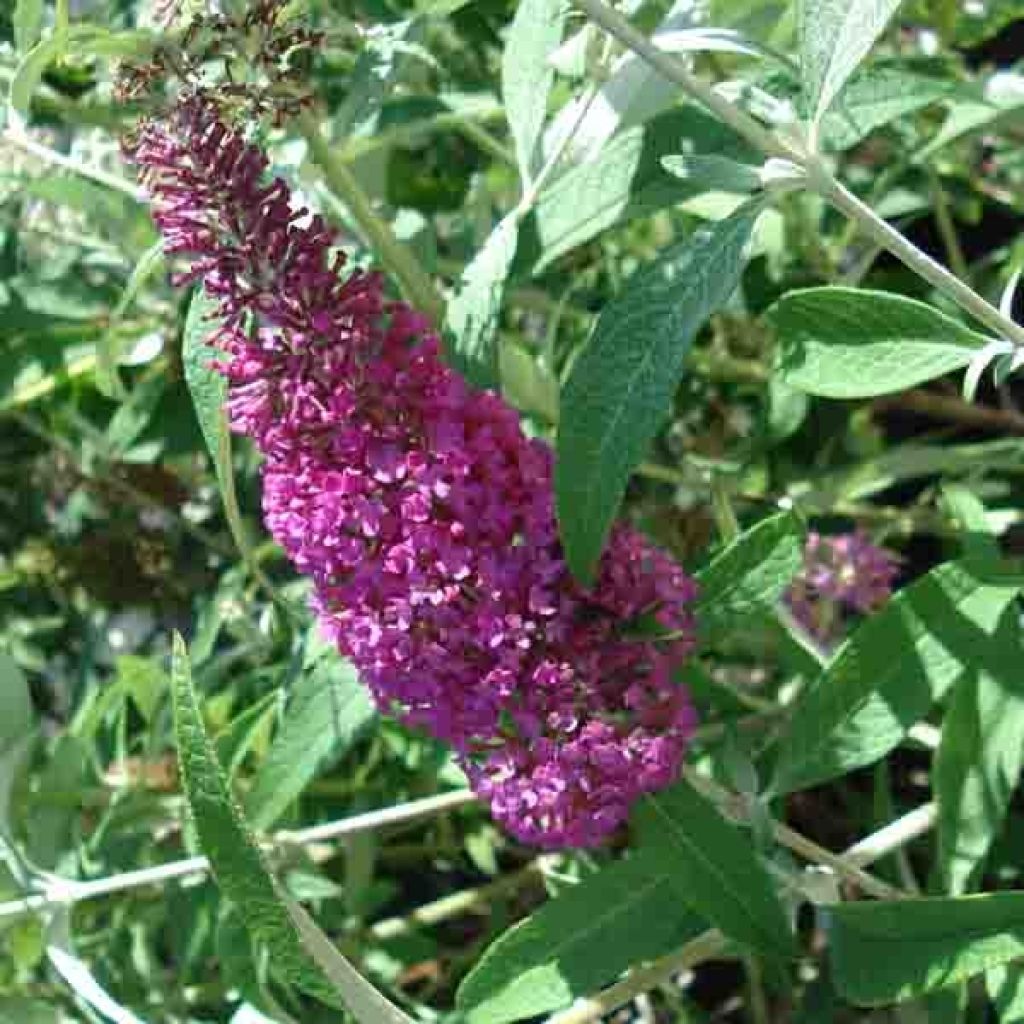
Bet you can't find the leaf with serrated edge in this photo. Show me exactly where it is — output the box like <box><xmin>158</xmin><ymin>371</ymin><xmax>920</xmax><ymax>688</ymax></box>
<box><xmin>556</xmin><ymin>202</ymin><xmax>760</xmax><ymax>582</ymax></box>
<box><xmin>172</xmin><ymin>633</ymin><xmax>413</xmax><ymax>1023</ymax></box>
<box><xmin>770</xmin><ymin>287</ymin><xmax>988</xmax><ymax>398</ymax></box>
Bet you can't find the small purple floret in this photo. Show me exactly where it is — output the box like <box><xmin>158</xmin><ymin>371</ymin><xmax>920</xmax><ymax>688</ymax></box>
<box><xmin>785</xmin><ymin>531</ymin><xmax>900</xmax><ymax>645</ymax></box>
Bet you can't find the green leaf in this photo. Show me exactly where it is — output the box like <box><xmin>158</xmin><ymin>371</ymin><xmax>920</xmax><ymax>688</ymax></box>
<box><xmin>65</xmin><ymin>25</ymin><xmax>157</xmax><ymax>61</ymax></box>
<box><xmin>501</xmin><ymin>0</ymin><xmax>566</xmax><ymax>185</ymax></box>
<box><xmin>635</xmin><ymin>778</ymin><xmax>796</xmax><ymax>959</ymax></box>
<box><xmin>0</xmin><ymin>652</ymin><xmax>34</xmax><ymax>756</ymax></box>
<box><xmin>820</xmin><ymin>68</ymin><xmax>954</xmax><ymax>150</ymax></box>
<box><xmin>114</xmin><ymin>655</ymin><xmax>167</xmax><ymax>723</ymax></box>
<box><xmin>941</xmin><ymin>483</ymin><xmax>1000</xmax><ymax>561</ymax></box>
<box><xmin>770</xmin><ymin>287</ymin><xmax>988</xmax><ymax>398</ymax></box>
<box><xmin>516</xmin><ymin>107</ymin><xmax>755</xmax><ymax>275</ymax></box>
<box><xmin>97</xmin><ymin>239</ymin><xmax>165</xmax><ymax>400</ymax></box>
<box><xmin>104</xmin><ymin>373</ymin><xmax>167</xmax><ymax>456</ymax></box>
<box><xmin>9</xmin><ymin>35</ymin><xmax>63</xmax><ymax>122</ymax></box>
<box><xmin>46</xmin><ymin>940</ymin><xmax>147</xmax><ymax>1024</ymax></box>
<box><xmin>987</xmin><ymin>963</ymin><xmax>1024</xmax><ymax>1023</ymax></box>
<box><xmin>456</xmin><ymin>852</ymin><xmax>706</xmax><ymax>1024</ymax></box>
<box><xmin>25</xmin><ymin>736</ymin><xmax>87</xmax><ymax>869</ymax></box>
<box><xmin>0</xmin><ymin>651</ymin><xmax>35</xmax><ymax>836</ymax></box>
<box><xmin>182</xmin><ymin>289</ymin><xmax>229</xmax><ymax>485</ymax></box>
<box><xmin>695</xmin><ymin>512</ymin><xmax>804</xmax><ymax>645</ymax></box>
<box><xmin>171</xmin><ymin>633</ymin><xmax>339</xmax><ymax>1005</ymax></box>
<box><xmin>444</xmin><ymin>213</ymin><xmax>519</xmax><ymax>390</ymax></box>
<box><xmin>172</xmin><ymin>634</ymin><xmax>415</xmax><ymax>1024</ymax></box>
<box><xmin>799</xmin><ymin>0</ymin><xmax>904</xmax><ymax>130</ymax></box>
<box><xmin>770</xmin><ymin>559</ymin><xmax>1023</xmax><ymax>795</ymax></box>
<box><xmin>556</xmin><ymin>202</ymin><xmax>760</xmax><ymax>582</ymax></box>
<box><xmin>246</xmin><ymin>638</ymin><xmax>375</xmax><ymax>830</ymax></box>
<box><xmin>935</xmin><ymin>610</ymin><xmax>1024</xmax><ymax>895</ymax></box>
<box><xmin>12</xmin><ymin>0</ymin><xmax>44</xmax><ymax>53</ymax></box>
<box><xmin>661</xmin><ymin>154</ymin><xmax>762</xmax><ymax>193</ymax></box>
<box><xmin>915</xmin><ymin>87</ymin><xmax>1024</xmax><ymax>163</ymax></box>
<box><xmin>0</xmin><ymin>997</ymin><xmax>56</xmax><ymax>1024</ymax></box>
<box><xmin>798</xmin><ymin>438</ymin><xmax>1024</xmax><ymax>506</ymax></box>
<box><xmin>830</xmin><ymin>891</ymin><xmax>1024</xmax><ymax>1005</ymax></box>
<box><xmin>282</xmin><ymin>894</ymin><xmax>415</xmax><ymax>1024</ymax></box>
<box><xmin>182</xmin><ymin>289</ymin><xmax>274</xmax><ymax>594</ymax></box>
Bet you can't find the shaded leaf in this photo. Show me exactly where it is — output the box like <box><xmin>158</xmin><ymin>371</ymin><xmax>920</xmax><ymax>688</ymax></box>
<box><xmin>987</xmin><ymin>963</ymin><xmax>1024</xmax><ymax>1023</ymax></box>
<box><xmin>935</xmin><ymin>609</ymin><xmax>1024</xmax><ymax>895</ymax></box>
<box><xmin>635</xmin><ymin>778</ymin><xmax>796</xmax><ymax>958</ymax></box>
<box><xmin>457</xmin><ymin>852</ymin><xmax>705</xmax><ymax>1024</ymax></box>
<box><xmin>770</xmin><ymin>559</ymin><xmax>1023</xmax><ymax>795</ymax></box>
<box><xmin>830</xmin><ymin>891</ymin><xmax>1024</xmax><ymax>1005</ymax></box>
<box><xmin>0</xmin><ymin>652</ymin><xmax>34</xmax><ymax>756</ymax></box>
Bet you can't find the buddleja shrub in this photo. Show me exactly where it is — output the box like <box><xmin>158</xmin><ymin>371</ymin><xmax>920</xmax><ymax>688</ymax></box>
<box><xmin>3</xmin><ymin>0</ymin><xmax>1024</xmax><ymax>1021</ymax></box>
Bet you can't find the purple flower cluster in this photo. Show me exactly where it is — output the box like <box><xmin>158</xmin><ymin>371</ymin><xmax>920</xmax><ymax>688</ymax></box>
<box><xmin>785</xmin><ymin>531</ymin><xmax>900</xmax><ymax>644</ymax></box>
<box><xmin>129</xmin><ymin>96</ymin><xmax>699</xmax><ymax>847</ymax></box>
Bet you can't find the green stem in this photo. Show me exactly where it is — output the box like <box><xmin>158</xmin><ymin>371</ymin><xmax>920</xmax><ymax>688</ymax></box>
<box><xmin>574</xmin><ymin>0</ymin><xmax>1024</xmax><ymax>349</ymax></box>
<box><xmin>811</xmin><ymin>168</ymin><xmax>1024</xmax><ymax>345</ymax></box>
<box><xmin>572</xmin><ymin>0</ymin><xmax>790</xmax><ymax>160</ymax></box>
<box><xmin>298</xmin><ymin>113</ymin><xmax>446</xmax><ymax>325</ymax></box>
<box><xmin>927</xmin><ymin>169</ymin><xmax>970</xmax><ymax>283</ymax></box>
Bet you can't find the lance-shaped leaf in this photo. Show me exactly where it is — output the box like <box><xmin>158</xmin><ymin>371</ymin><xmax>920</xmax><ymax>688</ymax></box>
<box><xmin>799</xmin><ymin>0</ymin><xmax>904</xmax><ymax>130</ymax></box>
<box><xmin>556</xmin><ymin>202</ymin><xmax>760</xmax><ymax>582</ymax></box>
<box><xmin>456</xmin><ymin>850</ymin><xmax>705</xmax><ymax>1024</ymax></box>
<box><xmin>696</xmin><ymin>512</ymin><xmax>805</xmax><ymax>644</ymax></box>
<box><xmin>445</xmin><ymin>213</ymin><xmax>519</xmax><ymax>390</ymax></box>
<box><xmin>770</xmin><ymin>558</ymin><xmax>1024</xmax><ymax>795</ymax></box>
<box><xmin>245</xmin><ymin>637</ymin><xmax>375</xmax><ymax>831</ymax></box>
<box><xmin>935</xmin><ymin>608</ymin><xmax>1024</xmax><ymax>895</ymax></box>
<box><xmin>830</xmin><ymin>891</ymin><xmax>1024</xmax><ymax>1005</ymax></box>
<box><xmin>501</xmin><ymin>0</ymin><xmax>566</xmax><ymax>185</ymax></box>
<box><xmin>635</xmin><ymin>778</ymin><xmax>796</xmax><ymax>959</ymax></box>
<box><xmin>171</xmin><ymin>634</ymin><xmax>415</xmax><ymax>1024</ymax></box>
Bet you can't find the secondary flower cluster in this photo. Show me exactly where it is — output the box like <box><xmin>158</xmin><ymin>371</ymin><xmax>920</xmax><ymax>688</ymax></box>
<box><xmin>129</xmin><ymin>95</ymin><xmax>698</xmax><ymax>847</ymax></box>
<box><xmin>785</xmin><ymin>531</ymin><xmax>900</xmax><ymax>644</ymax></box>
